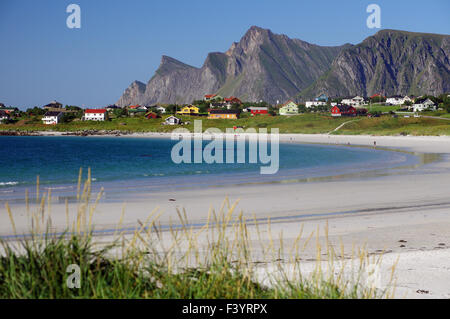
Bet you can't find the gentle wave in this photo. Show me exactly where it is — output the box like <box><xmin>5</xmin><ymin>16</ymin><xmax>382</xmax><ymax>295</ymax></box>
<box><xmin>44</xmin><ymin>186</ymin><xmax>74</xmax><ymax>191</ymax></box>
<box><xmin>0</xmin><ymin>182</ymin><xmax>19</xmax><ymax>186</ymax></box>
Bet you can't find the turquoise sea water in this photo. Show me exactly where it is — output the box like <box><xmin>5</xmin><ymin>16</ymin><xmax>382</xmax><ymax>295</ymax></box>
<box><xmin>0</xmin><ymin>136</ymin><xmax>417</xmax><ymax>201</ymax></box>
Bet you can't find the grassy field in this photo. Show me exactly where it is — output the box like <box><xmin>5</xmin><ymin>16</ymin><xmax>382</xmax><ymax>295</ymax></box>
<box><xmin>335</xmin><ymin>116</ymin><xmax>450</xmax><ymax>136</ymax></box>
<box><xmin>364</xmin><ymin>104</ymin><xmax>404</xmax><ymax>113</ymax></box>
<box><xmin>0</xmin><ymin>174</ymin><xmax>391</xmax><ymax>299</ymax></box>
<box><xmin>0</xmin><ymin>114</ymin><xmax>351</xmax><ymax>134</ymax></box>
<box><xmin>1</xmin><ymin>113</ymin><xmax>449</xmax><ymax>136</ymax></box>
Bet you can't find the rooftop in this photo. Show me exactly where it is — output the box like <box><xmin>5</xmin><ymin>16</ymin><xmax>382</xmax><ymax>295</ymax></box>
<box><xmin>335</xmin><ymin>105</ymin><xmax>356</xmax><ymax>111</ymax></box>
<box><xmin>44</xmin><ymin>111</ymin><xmax>63</xmax><ymax>117</ymax></box>
<box><xmin>85</xmin><ymin>109</ymin><xmax>106</xmax><ymax>114</ymax></box>
<box><xmin>209</xmin><ymin>109</ymin><xmax>240</xmax><ymax>114</ymax></box>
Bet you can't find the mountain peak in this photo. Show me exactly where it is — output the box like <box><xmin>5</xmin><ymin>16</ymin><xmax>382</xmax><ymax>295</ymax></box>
<box><xmin>160</xmin><ymin>55</ymin><xmax>194</xmax><ymax>68</ymax></box>
<box><xmin>247</xmin><ymin>25</ymin><xmax>268</xmax><ymax>33</ymax></box>
<box><xmin>237</xmin><ymin>26</ymin><xmax>272</xmax><ymax>54</ymax></box>
<box><xmin>131</xmin><ymin>80</ymin><xmax>145</xmax><ymax>86</ymax></box>
<box><xmin>243</xmin><ymin>25</ymin><xmax>271</xmax><ymax>38</ymax></box>
<box><xmin>156</xmin><ymin>55</ymin><xmax>197</xmax><ymax>77</ymax></box>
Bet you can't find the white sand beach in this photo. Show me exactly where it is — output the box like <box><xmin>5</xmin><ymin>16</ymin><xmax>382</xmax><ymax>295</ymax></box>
<box><xmin>2</xmin><ymin>133</ymin><xmax>450</xmax><ymax>298</ymax></box>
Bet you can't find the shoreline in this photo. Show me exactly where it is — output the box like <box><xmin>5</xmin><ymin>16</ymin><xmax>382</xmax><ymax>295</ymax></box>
<box><xmin>2</xmin><ymin>129</ymin><xmax>450</xmax><ymax>152</ymax></box>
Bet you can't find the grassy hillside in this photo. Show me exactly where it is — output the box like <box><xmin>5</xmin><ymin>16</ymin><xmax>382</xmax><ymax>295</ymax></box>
<box><xmin>1</xmin><ymin>114</ymin><xmax>449</xmax><ymax>136</ymax></box>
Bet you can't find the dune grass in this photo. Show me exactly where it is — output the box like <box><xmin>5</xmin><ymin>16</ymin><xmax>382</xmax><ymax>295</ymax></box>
<box><xmin>0</xmin><ymin>171</ymin><xmax>396</xmax><ymax>299</ymax></box>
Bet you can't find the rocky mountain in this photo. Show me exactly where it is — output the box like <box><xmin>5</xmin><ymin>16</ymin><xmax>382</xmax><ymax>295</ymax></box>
<box><xmin>116</xmin><ymin>26</ymin><xmax>345</xmax><ymax>106</ymax></box>
<box><xmin>117</xmin><ymin>80</ymin><xmax>146</xmax><ymax>106</ymax></box>
<box><xmin>117</xmin><ymin>27</ymin><xmax>450</xmax><ymax>106</ymax></box>
<box><xmin>300</xmin><ymin>30</ymin><xmax>450</xmax><ymax>99</ymax></box>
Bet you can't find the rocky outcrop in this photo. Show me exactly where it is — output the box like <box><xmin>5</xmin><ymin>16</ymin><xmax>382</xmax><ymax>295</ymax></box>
<box><xmin>116</xmin><ymin>80</ymin><xmax>147</xmax><ymax>107</ymax></box>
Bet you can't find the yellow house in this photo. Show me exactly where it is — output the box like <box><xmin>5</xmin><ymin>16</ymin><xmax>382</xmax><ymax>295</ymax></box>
<box><xmin>208</xmin><ymin>109</ymin><xmax>240</xmax><ymax>119</ymax></box>
<box><xmin>177</xmin><ymin>105</ymin><xmax>199</xmax><ymax>115</ymax></box>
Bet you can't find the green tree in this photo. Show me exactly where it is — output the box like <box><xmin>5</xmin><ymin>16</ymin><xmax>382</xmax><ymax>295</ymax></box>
<box><xmin>113</xmin><ymin>108</ymin><xmax>127</xmax><ymax>118</ymax></box>
<box><xmin>198</xmin><ymin>105</ymin><xmax>208</xmax><ymax>113</ymax></box>
<box><xmin>297</xmin><ymin>104</ymin><xmax>307</xmax><ymax>113</ymax></box>
<box><xmin>166</xmin><ymin>104</ymin><xmax>178</xmax><ymax>114</ymax></box>
<box><xmin>61</xmin><ymin>113</ymin><xmax>77</xmax><ymax>123</ymax></box>
<box><xmin>370</xmin><ymin>96</ymin><xmax>386</xmax><ymax>103</ymax></box>
<box><xmin>26</xmin><ymin>107</ymin><xmax>46</xmax><ymax>116</ymax></box>
<box><xmin>66</xmin><ymin>105</ymin><xmax>82</xmax><ymax>111</ymax></box>
<box><xmin>440</xmin><ymin>94</ymin><xmax>450</xmax><ymax>113</ymax></box>
<box><xmin>268</xmin><ymin>106</ymin><xmax>277</xmax><ymax>116</ymax></box>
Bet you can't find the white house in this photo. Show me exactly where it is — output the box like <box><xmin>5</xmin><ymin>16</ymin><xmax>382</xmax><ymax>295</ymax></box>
<box><xmin>279</xmin><ymin>101</ymin><xmax>298</xmax><ymax>115</ymax></box>
<box><xmin>403</xmin><ymin>96</ymin><xmax>413</xmax><ymax>104</ymax></box>
<box><xmin>163</xmin><ymin>116</ymin><xmax>182</xmax><ymax>125</ymax></box>
<box><xmin>0</xmin><ymin>110</ymin><xmax>10</xmax><ymax>123</ymax></box>
<box><xmin>412</xmin><ymin>98</ymin><xmax>436</xmax><ymax>112</ymax></box>
<box><xmin>341</xmin><ymin>96</ymin><xmax>365</xmax><ymax>107</ymax></box>
<box><xmin>305</xmin><ymin>101</ymin><xmax>326</xmax><ymax>108</ymax></box>
<box><xmin>386</xmin><ymin>95</ymin><xmax>412</xmax><ymax>106</ymax></box>
<box><xmin>155</xmin><ymin>106</ymin><xmax>166</xmax><ymax>114</ymax></box>
<box><xmin>42</xmin><ymin>111</ymin><xmax>63</xmax><ymax>125</ymax></box>
<box><xmin>386</xmin><ymin>96</ymin><xmax>404</xmax><ymax>105</ymax></box>
<box><xmin>84</xmin><ymin>109</ymin><xmax>107</xmax><ymax>121</ymax></box>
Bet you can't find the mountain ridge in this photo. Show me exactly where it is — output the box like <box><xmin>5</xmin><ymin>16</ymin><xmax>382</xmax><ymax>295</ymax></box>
<box><xmin>299</xmin><ymin>29</ymin><xmax>450</xmax><ymax>99</ymax></box>
<box><xmin>117</xmin><ymin>27</ymin><xmax>449</xmax><ymax>106</ymax></box>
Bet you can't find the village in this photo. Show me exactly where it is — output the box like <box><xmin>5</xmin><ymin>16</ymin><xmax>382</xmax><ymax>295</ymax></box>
<box><xmin>0</xmin><ymin>93</ymin><xmax>449</xmax><ymax>128</ymax></box>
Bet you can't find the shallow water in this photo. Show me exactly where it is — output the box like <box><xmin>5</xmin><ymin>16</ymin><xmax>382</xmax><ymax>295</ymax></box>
<box><xmin>0</xmin><ymin>135</ymin><xmax>419</xmax><ymax>202</ymax></box>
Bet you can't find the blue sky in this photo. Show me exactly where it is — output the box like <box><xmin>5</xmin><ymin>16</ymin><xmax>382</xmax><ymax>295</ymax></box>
<box><xmin>0</xmin><ymin>0</ymin><xmax>449</xmax><ymax>109</ymax></box>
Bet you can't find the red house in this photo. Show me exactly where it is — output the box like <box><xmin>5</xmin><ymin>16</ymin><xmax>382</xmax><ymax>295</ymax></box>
<box><xmin>224</xmin><ymin>96</ymin><xmax>242</xmax><ymax>105</ymax></box>
<box><xmin>204</xmin><ymin>94</ymin><xmax>220</xmax><ymax>101</ymax></box>
<box><xmin>331</xmin><ymin>105</ymin><xmax>357</xmax><ymax>117</ymax></box>
<box><xmin>145</xmin><ymin>112</ymin><xmax>160</xmax><ymax>119</ymax></box>
<box><xmin>248</xmin><ymin>107</ymin><xmax>269</xmax><ymax>115</ymax></box>
<box><xmin>370</xmin><ymin>93</ymin><xmax>385</xmax><ymax>99</ymax></box>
